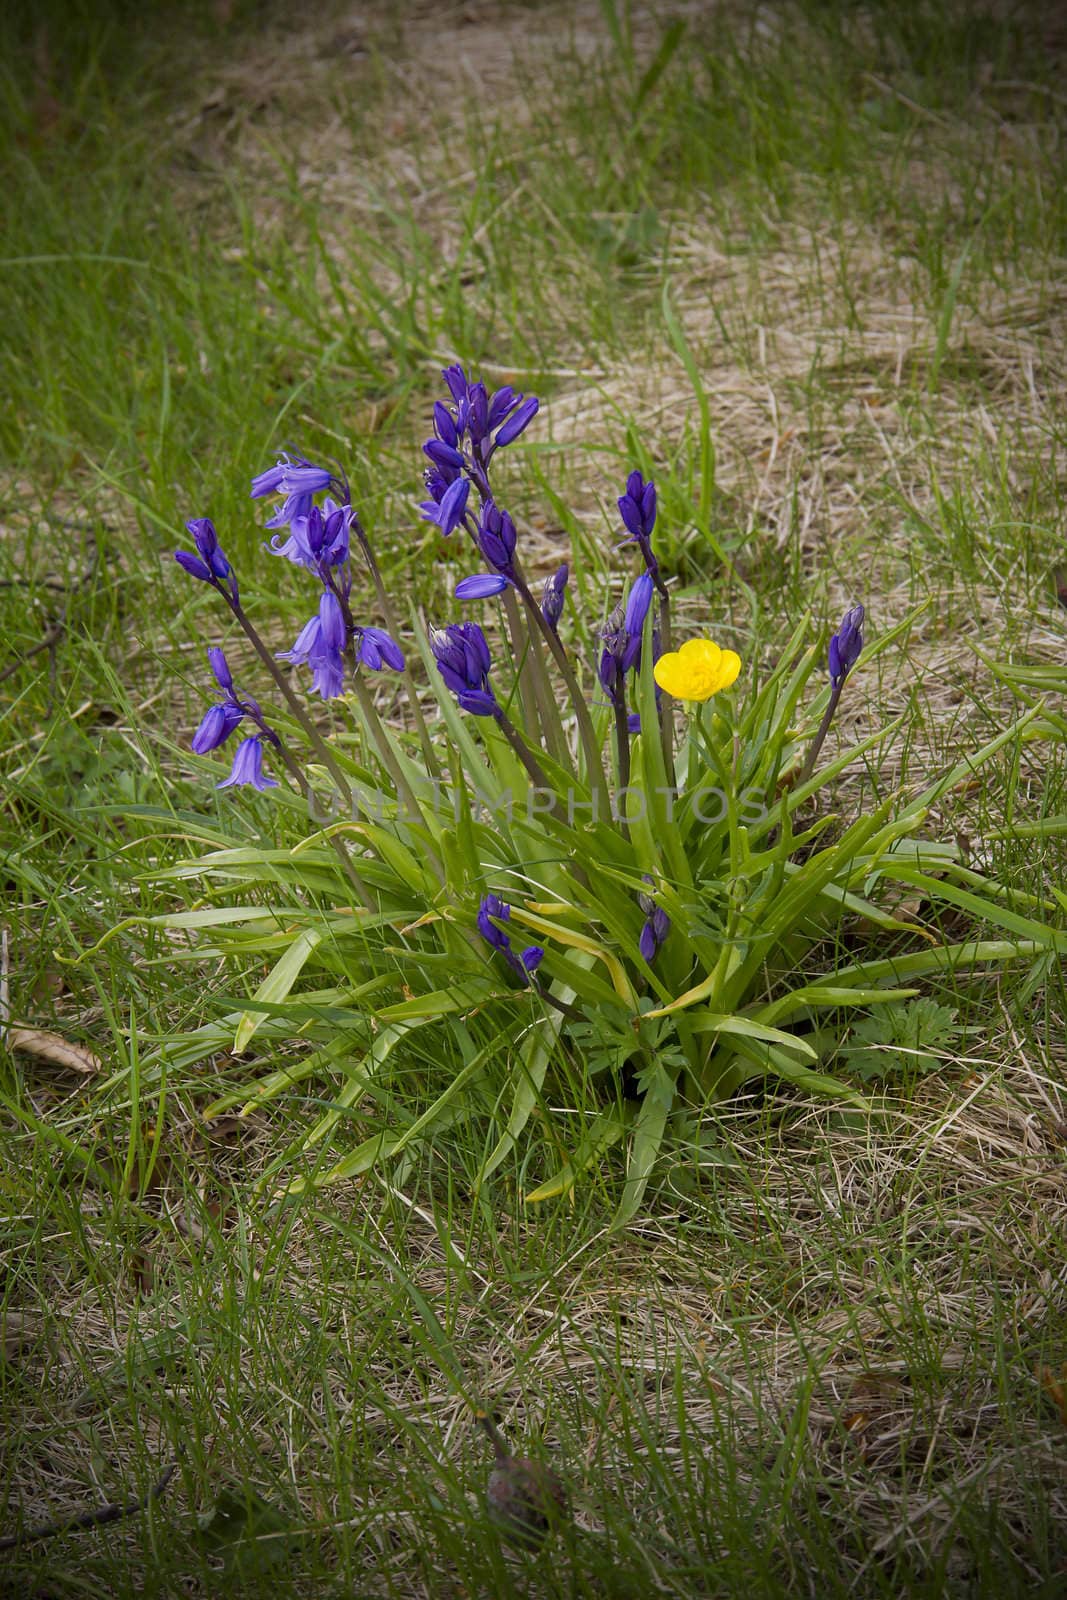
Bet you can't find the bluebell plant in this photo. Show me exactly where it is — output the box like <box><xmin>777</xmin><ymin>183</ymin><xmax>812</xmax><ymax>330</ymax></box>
<box><xmin>161</xmin><ymin>365</ymin><xmax>1060</xmax><ymax>1221</ymax></box>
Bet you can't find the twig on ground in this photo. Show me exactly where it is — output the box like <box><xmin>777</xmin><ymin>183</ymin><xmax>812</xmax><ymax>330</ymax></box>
<box><xmin>0</xmin><ymin>1459</ymin><xmax>179</xmax><ymax>1550</ymax></box>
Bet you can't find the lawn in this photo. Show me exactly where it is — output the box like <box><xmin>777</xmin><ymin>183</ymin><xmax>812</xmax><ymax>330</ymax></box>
<box><xmin>1</xmin><ymin>0</ymin><xmax>1066</xmax><ymax>1595</ymax></box>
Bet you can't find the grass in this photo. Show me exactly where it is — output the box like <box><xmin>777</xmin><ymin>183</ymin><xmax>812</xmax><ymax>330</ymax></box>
<box><xmin>1</xmin><ymin>0</ymin><xmax>1066</xmax><ymax>1593</ymax></box>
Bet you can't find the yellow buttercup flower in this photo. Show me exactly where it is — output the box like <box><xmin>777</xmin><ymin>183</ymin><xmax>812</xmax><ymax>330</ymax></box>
<box><xmin>653</xmin><ymin>638</ymin><xmax>741</xmax><ymax>702</ymax></box>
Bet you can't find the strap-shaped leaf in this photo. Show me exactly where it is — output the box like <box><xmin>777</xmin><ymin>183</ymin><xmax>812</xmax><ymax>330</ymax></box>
<box><xmin>233</xmin><ymin>927</ymin><xmax>323</xmax><ymax>1054</ymax></box>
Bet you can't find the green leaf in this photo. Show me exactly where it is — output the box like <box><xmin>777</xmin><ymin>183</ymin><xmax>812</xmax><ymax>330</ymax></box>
<box><xmin>196</xmin><ymin>1486</ymin><xmax>302</xmax><ymax>1578</ymax></box>
<box><xmin>685</xmin><ymin>1011</ymin><xmax>819</xmax><ymax>1059</ymax></box>
<box><xmin>524</xmin><ymin>1108</ymin><xmax>630</xmax><ymax>1203</ymax></box>
<box><xmin>234</xmin><ymin>927</ymin><xmax>323</xmax><ymax>1054</ymax></box>
<box><xmin>634</xmin><ymin>20</ymin><xmax>686</xmax><ymax>115</ymax></box>
<box><xmin>613</xmin><ymin>1094</ymin><xmax>672</xmax><ymax>1229</ymax></box>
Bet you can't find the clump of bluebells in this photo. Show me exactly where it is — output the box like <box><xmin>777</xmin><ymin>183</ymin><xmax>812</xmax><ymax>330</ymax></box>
<box><xmin>164</xmin><ymin>367</ymin><xmax>1057</xmax><ymax>1221</ymax></box>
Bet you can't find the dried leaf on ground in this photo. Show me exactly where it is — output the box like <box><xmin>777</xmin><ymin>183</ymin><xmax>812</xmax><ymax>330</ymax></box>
<box><xmin>5</xmin><ymin>1027</ymin><xmax>102</xmax><ymax>1074</ymax></box>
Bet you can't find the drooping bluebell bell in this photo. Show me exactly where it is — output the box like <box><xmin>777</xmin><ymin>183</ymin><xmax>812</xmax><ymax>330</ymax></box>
<box><xmin>454</xmin><ymin>500</ymin><xmax>518</xmax><ymax>600</ymax></box>
<box><xmin>217</xmin><ymin>735</ymin><xmax>278</xmax><ymax>792</ymax></box>
<box><xmin>175</xmin><ymin>518</ymin><xmax>238</xmax><ymax>600</ymax></box>
<box><xmin>637</xmin><ymin>880</ymin><xmax>670</xmax><ymax>964</ymax></box>
<box><xmin>828</xmin><ymin>603</ymin><xmax>865</xmax><ymax>688</ymax></box>
<box><xmin>279</xmin><ymin>589</ymin><xmax>347</xmax><ymax>700</ymax></box>
<box><xmin>191</xmin><ymin>646</ymin><xmax>247</xmax><ymax>752</ymax></box>
<box><xmin>269</xmin><ymin>500</ymin><xmax>352</xmax><ymax>575</ymax></box>
<box><xmin>355</xmin><ymin>626</ymin><xmax>405</xmax><ymax>672</ymax></box>
<box><xmin>477</xmin><ymin>893</ymin><xmax>544</xmax><ymax>986</ymax></box>
<box><xmin>419</xmin><ymin>473</ymin><xmax>470</xmax><ymax>537</ymax></box>
<box><xmin>251</xmin><ymin>453</ymin><xmax>341</xmax><ymax>531</ymax></box>
<box><xmin>430</xmin><ymin>622</ymin><xmax>500</xmax><ymax>717</ymax></box>
<box><xmin>541</xmin><ymin>564</ymin><xmax>569</xmax><ymax>633</ymax></box>
<box><xmin>189</xmin><ymin>647</ymin><xmax>279</xmax><ymax>791</ymax></box>
<box><xmin>617</xmin><ymin>470</ymin><xmax>659</xmax><ymax>579</ymax></box>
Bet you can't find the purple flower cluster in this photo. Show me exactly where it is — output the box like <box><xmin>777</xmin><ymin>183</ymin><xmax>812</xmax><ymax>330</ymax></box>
<box><xmin>637</xmin><ymin>879</ymin><xmax>670</xmax><ymax>965</ymax></box>
<box><xmin>598</xmin><ymin>571</ymin><xmax>656</xmax><ymax>720</ymax></box>
<box><xmin>430</xmin><ymin>622</ymin><xmax>500</xmax><ymax>718</ymax></box>
<box><xmin>477</xmin><ymin>894</ymin><xmax>544</xmax><ymax>986</ymax></box>
<box><xmin>175</xmin><ymin>518</ymin><xmax>238</xmax><ymax>602</ymax></box>
<box><xmin>419</xmin><ymin>365</ymin><xmax>542</xmax><ymax>604</ymax></box>
<box><xmin>617</xmin><ymin>470</ymin><xmax>659</xmax><ymax>581</ymax></box>
<box><xmin>252</xmin><ymin>451</ymin><xmax>404</xmax><ymax>700</ymax></box>
<box><xmin>190</xmin><ymin>647</ymin><xmax>279</xmax><ymax>792</ymax></box>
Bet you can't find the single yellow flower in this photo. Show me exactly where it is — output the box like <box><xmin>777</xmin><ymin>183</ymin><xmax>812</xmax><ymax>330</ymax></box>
<box><xmin>653</xmin><ymin>638</ymin><xmax>741</xmax><ymax>702</ymax></box>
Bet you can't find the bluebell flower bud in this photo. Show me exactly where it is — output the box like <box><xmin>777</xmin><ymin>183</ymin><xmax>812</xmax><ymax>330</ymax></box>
<box><xmin>191</xmin><ymin>703</ymin><xmax>243</xmax><ymax>754</ymax></box>
<box><xmin>828</xmin><ymin>603</ymin><xmax>865</xmax><ymax>688</ymax></box>
<box><xmin>356</xmin><ymin>626</ymin><xmax>405</xmax><ymax>672</ymax></box>
<box><xmin>442</xmin><ymin>364</ymin><xmax>470</xmax><ymax>407</ymax></box>
<box><xmin>420</xmin><ymin>476</ymin><xmax>470</xmax><ymax>536</ymax></box>
<box><xmin>493</xmin><ymin>395</ymin><xmax>539</xmax><ymax>449</ymax></box>
<box><xmin>541</xmin><ymin>564</ymin><xmax>569</xmax><ymax>632</ymax></box>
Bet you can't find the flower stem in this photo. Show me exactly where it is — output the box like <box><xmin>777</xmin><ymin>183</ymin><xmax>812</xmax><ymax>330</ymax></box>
<box><xmin>264</xmin><ymin>729</ymin><xmax>376</xmax><ymax>910</ymax></box>
<box><xmin>501</xmin><ymin>586</ymin><xmax>545</xmax><ymax>755</ymax></box>
<box><xmin>350</xmin><ymin>510</ymin><xmax>439</xmax><ymax>780</ymax></box>
<box><xmin>796</xmin><ymin>681</ymin><xmax>843</xmax><ymax>788</ymax></box>
<box><xmin>229</xmin><ymin>597</ymin><xmax>354</xmax><ymax>805</ymax></box>
<box><xmin>612</xmin><ymin>688</ymin><xmax>631</xmax><ymax>842</ymax></box>
<box><xmin>347</xmin><ymin>664</ymin><xmax>440</xmax><ymax>870</ymax></box>
<box><xmin>495</xmin><ymin>711</ymin><xmax>566</xmax><ymax>825</ymax></box>
<box><xmin>657</xmin><ymin>588</ymin><xmax>674</xmax><ymax>780</ymax></box>
<box><xmin>514</xmin><ymin>576</ymin><xmax>610</xmax><ymax>822</ymax></box>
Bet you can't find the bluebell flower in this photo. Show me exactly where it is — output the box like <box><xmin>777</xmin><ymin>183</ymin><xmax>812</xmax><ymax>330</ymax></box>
<box><xmin>189</xmin><ymin>648</ymin><xmax>280</xmax><ymax>792</ymax></box>
<box><xmin>541</xmin><ymin>564</ymin><xmax>569</xmax><ymax>632</ymax></box>
<box><xmin>597</xmin><ymin>643</ymin><xmax>622</xmax><ymax>708</ymax></box>
<box><xmin>477</xmin><ymin>894</ymin><xmax>544</xmax><ymax>986</ymax></box>
<box><xmin>430</xmin><ymin>365</ymin><xmax>540</xmax><ymax>477</ymax></box>
<box><xmin>251</xmin><ymin>453</ymin><xmax>339</xmax><ymax>531</ymax></box>
<box><xmin>217</xmin><ymin>735</ymin><xmax>278</xmax><ymax>792</ymax></box>
<box><xmin>598</xmin><ymin>573</ymin><xmax>655</xmax><ymax>705</ymax></box>
<box><xmin>476</xmin><ymin>501</ymin><xmax>517</xmax><ymax>574</ymax></box>
<box><xmin>191</xmin><ymin>701</ymin><xmax>244</xmax><ymax>754</ymax></box>
<box><xmin>355</xmin><ymin>626</ymin><xmax>405</xmax><ymax>672</ymax></box>
<box><xmin>269</xmin><ymin>499</ymin><xmax>352</xmax><ymax>574</ymax></box>
<box><xmin>454</xmin><ymin>500</ymin><xmax>519</xmax><ymax>600</ymax></box>
<box><xmin>175</xmin><ymin>518</ymin><xmax>237</xmax><ymax>598</ymax></box>
<box><xmin>829</xmin><ymin>603</ymin><xmax>865</xmax><ymax>688</ymax></box>
<box><xmin>637</xmin><ymin>880</ymin><xmax>670</xmax><ymax>964</ymax></box>
<box><xmin>617</xmin><ymin>469</ymin><xmax>659</xmax><ymax>578</ymax></box>
<box><xmin>455</xmin><ymin>572</ymin><xmax>510</xmax><ymax>600</ymax></box>
<box><xmin>419</xmin><ymin>474</ymin><xmax>470</xmax><ymax>537</ymax></box>
<box><xmin>431</xmin><ymin>622</ymin><xmax>500</xmax><ymax>717</ymax></box>
<box><xmin>477</xmin><ymin>892</ymin><xmax>511</xmax><ymax>950</ymax></box>
<box><xmin>279</xmin><ymin>588</ymin><xmax>347</xmax><ymax>700</ymax></box>
<box><xmin>620</xmin><ymin>572</ymin><xmax>654</xmax><ymax>671</ymax></box>
<box><xmin>423</xmin><ymin>437</ymin><xmax>466</xmax><ymax>473</ymax></box>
